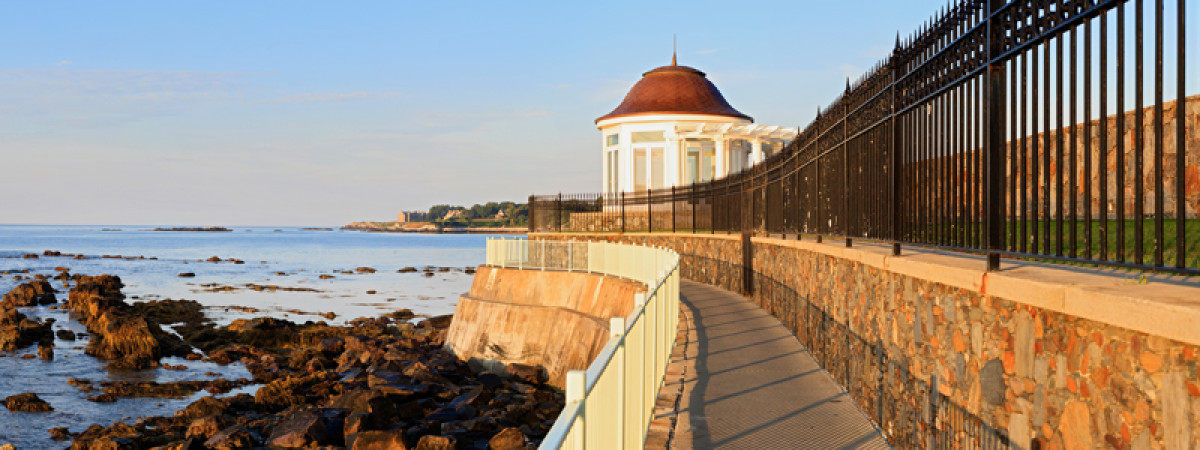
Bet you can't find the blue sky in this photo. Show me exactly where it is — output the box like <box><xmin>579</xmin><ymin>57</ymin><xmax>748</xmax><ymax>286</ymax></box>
<box><xmin>0</xmin><ymin>1</ymin><xmax>1129</xmax><ymax>225</ymax></box>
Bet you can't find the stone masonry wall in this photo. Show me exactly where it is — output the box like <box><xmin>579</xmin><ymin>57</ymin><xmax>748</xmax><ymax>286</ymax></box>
<box><xmin>533</xmin><ymin>233</ymin><xmax>1200</xmax><ymax>449</ymax></box>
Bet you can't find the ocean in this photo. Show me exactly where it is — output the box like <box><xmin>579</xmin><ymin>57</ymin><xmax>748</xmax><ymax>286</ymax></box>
<box><xmin>0</xmin><ymin>224</ymin><xmax>494</xmax><ymax>448</ymax></box>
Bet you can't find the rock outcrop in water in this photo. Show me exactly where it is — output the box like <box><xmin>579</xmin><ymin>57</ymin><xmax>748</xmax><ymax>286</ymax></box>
<box><xmin>69</xmin><ymin>312</ymin><xmax>559</xmax><ymax>449</ymax></box>
<box><xmin>4</xmin><ymin>393</ymin><xmax>54</xmax><ymax>412</ymax></box>
<box><xmin>2</xmin><ymin>280</ymin><xmax>57</xmax><ymax>306</ymax></box>
<box><xmin>0</xmin><ymin>301</ymin><xmax>54</xmax><ymax>352</ymax></box>
<box><xmin>65</xmin><ymin>274</ymin><xmax>193</xmax><ymax>369</ymax></box>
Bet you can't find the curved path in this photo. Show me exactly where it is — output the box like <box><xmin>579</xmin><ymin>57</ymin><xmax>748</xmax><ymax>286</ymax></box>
<box><xmin>651</xmin><ymin>280</ymin><xmax>890</xmax><ymax>449</ymax></box>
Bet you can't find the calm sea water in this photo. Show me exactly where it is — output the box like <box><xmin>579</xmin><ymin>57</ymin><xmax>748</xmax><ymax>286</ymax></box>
<box><xmin>0</xmin><ymin>224</ymin><xmax>497</xmax><ymax>448</ymax></box>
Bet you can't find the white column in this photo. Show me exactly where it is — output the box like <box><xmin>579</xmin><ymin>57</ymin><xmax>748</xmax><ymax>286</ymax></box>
<box><xmin>601</xmin><ymin>134</ymin><xmax>610</xmax><ymax>194</ymax></box>
<box><xmin>665</xmin><ymin>136</ymin><xmax>680</xmax><ymax>188</ymax></box>
<box><xmin>751</xmin><ymin>139</ymin><xmax>764</xmax><ymax>166</ymax></box>
<box><xmin>621</xmin><ymin>135</ymin><xmax>633</xmax><ymax>192</ymax></box>
<box><xmin>714</xmin><ymin>138</ymin><xmax>727</xmax><ymax>178</ymax></box>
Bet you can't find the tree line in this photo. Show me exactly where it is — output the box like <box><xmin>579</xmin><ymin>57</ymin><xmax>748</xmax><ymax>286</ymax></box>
<box><xmin>424</xmin><ymin>201</ymin><xmax>529</xmax><ymax>227</ymax></box>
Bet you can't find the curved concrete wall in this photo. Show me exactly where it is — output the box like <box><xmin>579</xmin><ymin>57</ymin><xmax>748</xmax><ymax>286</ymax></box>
<box><xmin>445</xmin><ymin>265</ymin><xmax>645</xmax><ymax>388</ymax></box>
<box><xmin>534</xmin><ymin>232</ymin><xmax>1200</xmax><ymax>449</ymax></box>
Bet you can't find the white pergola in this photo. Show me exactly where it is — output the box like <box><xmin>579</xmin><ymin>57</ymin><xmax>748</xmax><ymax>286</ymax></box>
<box><xmin>600</xmin><ymin>118</ymin><xmax>797</xmax><ymax>195</ymax></box>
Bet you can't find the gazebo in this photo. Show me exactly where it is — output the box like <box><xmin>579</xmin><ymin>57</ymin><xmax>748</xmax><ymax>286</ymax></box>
<box><xmin>597</xmin><ymin>56</ymin><xmax>797</xmax><ymax>194</ymax></box>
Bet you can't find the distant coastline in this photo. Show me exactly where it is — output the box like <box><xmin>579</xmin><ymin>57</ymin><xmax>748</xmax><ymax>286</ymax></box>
<box><xmin>151</xmin><ymin>227</ymin><xmax>232</xmax><ymax>232</ymax></box>
<box><xmin>341</xmin><ymin>221</ymin><xmax>526</xmax><ymax>234</ymax></box>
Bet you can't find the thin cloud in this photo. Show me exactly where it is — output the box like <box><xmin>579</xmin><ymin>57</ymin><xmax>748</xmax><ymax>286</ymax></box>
<box><xmin>695</xmin><ymin>48</ymin><xmax>722</xmax><ymax>55</ymax></box>
<box><xmin>0</xmin><ymin>67</ymin><xmax>250</xmax><ymax>126</ymax></box>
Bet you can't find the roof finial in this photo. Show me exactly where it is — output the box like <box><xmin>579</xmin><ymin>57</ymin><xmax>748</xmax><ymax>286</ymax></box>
<box><xmin>672</xmin><ymin>34</ymin><xmax>677</xmax><ymax>66</ymax></box>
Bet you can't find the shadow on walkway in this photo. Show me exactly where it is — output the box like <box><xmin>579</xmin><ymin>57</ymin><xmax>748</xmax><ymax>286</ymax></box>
<box><xmin>670</xmin><ymin>281</ymin><xmax>890</xmax><ymax>450</ymax></box>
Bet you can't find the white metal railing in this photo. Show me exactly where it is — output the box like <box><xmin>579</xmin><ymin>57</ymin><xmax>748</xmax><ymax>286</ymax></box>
<box><xmin>484</xmin><ymin>238</ymin><xmax>680</xmax><ymax>449</ymax></box>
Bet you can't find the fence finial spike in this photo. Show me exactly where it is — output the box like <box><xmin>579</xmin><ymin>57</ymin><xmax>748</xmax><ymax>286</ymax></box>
<box><xmin>895</xmin><ymin>31</ymin><xmax>901</xmax><ymax>49</ymax></box>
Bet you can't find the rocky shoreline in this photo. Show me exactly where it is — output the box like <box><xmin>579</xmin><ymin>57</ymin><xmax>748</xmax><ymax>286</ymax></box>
<box><xmin>341</xmin><ymin>222</ymin><xmax>526</xmax><ymax>235</ymax></box>
<box><xmin>0</xmin><ymin>272</ymin><xmax>559</xmax><ymax>449</ymax></box>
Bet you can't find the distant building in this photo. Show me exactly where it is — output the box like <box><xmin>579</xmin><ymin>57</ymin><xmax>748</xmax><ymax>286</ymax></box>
<box><xmin>597</xmin><ymin>54</ymin><xmax>797</xmax><ymax>194</ymax></box>
<box><xmin>397</xmin><ymin>211</ymin><xmax>427</xmax><ymax>222</ymax></box>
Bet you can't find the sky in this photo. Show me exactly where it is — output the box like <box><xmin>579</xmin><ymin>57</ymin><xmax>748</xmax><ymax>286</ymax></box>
<box><xmin>0</xmin><ymin>0</ymin><xmax>1112</xmax><ymax>226</ymax></box>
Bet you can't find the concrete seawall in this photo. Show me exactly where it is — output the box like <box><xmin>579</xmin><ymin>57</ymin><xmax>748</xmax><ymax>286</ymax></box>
<box><xmin>534</xmin><ymin>232</ymin><xmax>1200</xmax><ymax>449</ymax></box>
<box><xmin>444</xmin><ymin>265</ymin><xmax>645</xmax><ymax>388</ymax></box>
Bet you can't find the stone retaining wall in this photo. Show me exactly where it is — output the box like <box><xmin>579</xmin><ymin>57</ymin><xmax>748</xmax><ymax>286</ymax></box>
<box><xmin>533</xmin><ymin>232</ymin><xmax>1200</xmax><ymax>449</ymax></box>
<box><xmin>444</xmin><ymin>265</ymin><xmax>644</xmax><ymax>388</ymax></box>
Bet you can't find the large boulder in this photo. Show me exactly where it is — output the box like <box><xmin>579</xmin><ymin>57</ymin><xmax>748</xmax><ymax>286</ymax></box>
<box><xmin>264</xmin><ymin>408</ymin><xmax>348</xmax><ymax>448</ymax></box>
<box><xmin>3</xmin><ymin>393</ymin><xmax>53</xmax><ymax>412</ymax></box>
<box><xmin>0</xmin><ymin>304</ymin><xmax>54</xmax><ymax>351</ymax></box>
<box><xmin>66</xmin><ymin>274</ymin><xmax>191</xmax><ymax>369</ymax></box>
<box><xmin>347</xmin><ymin>429</ymin><xmax>408</xmax><ymax>450</ymax></box>
<box><xmin>2</xmin><ymin>280</ymin><xmax>57</xmax><ymax>306</ymax></box>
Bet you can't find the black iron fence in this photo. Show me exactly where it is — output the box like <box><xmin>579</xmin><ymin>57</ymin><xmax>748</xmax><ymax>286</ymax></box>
<box><xmin>533</xmin><ymin>0</ymin><xmax>1197</xmax><ymax>275</ymax></box>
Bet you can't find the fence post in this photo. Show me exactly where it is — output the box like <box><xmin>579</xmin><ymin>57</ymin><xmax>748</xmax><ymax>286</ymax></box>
<box><xmin>844</xmin><ymin>80</ymin><xmax>853</xmax><ymax>248</ymax></box>
<box><xmin>621</xmin><ymin>191</ymin><xmax>627</xmax><ymax>234</ymax></box>
<box><xmin>816</xmin><ymin>107</ymin><xmax>823</xmax><ymax>244</ymax></box>
<box><xmin>555</xmin><ymin>193</ymin><xmax>563</xmax><ymax>233</ymax></box>
<box><xmin>742</xmin><ymin>231</ymin><xmax>754</xmax><ymax>296</ymax></box>
<box><xmin>528</xmin><ymin>195</ymin><xmax>536</xmax><ymax>233</ymax></box>
<box><xmin>691</xmin><ymin>181</ymin><xmax>697</xmax><ymax>233</ymax></box>
<box><xmin>566</xmin><ymin>370</ymin><xmax>586</xmax><ymax>449</ymax></box>
<box><xmin>611</xmin><ymin>317</ymin><xmax>626</xmax><ymax>447</ymax></box>
<box><xmin>983</xmin><ymin>0</ymin><xmax>1006</xmax><ymax>271</ymax></box>
<box><xmin>891</xmin><ymin>36</ymin><xmax>903</xmax><ymax>257</ymax></box>
<box><xmin>647</xmin><ymin>187</ymin><xmax>652</xmax><ymax>233</ymax></box>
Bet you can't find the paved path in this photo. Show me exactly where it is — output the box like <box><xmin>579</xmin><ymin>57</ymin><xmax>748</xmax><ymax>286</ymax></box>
<box><xmin>655</xmin><ymin>281</ymin><xmax>890</xmax><ymax>449</ymax></box>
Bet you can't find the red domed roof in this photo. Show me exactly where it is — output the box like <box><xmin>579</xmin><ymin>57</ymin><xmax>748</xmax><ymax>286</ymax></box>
<box><xmin>596</xmin><ymin>62</ymin><xmax>752</xmax><ymax>123</ymax></box>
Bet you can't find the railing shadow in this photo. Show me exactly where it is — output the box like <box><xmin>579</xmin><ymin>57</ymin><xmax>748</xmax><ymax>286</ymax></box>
<box><xmin>685</xmin><ymin>253</ymin><xmax>1017</xmax><ymax>449</ymax></box>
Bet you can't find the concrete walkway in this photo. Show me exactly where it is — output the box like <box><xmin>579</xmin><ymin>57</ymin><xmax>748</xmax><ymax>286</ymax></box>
<box><xmin>653</xmin><ymin>281</ymin><xmax>890</xmax><ymax>449</ymax></box>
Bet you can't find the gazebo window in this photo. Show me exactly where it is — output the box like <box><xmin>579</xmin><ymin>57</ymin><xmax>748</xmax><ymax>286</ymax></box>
<box><xmin>605</xmin><ymin>134</ymin><xmax>619</xmax><ymax>147</ymax></box>
<box><xmin>650</xmin><ymin>148</ymin><xmax>664</xmax><ymax>189</ymax></box>
<box><xmin>634</xmin><ymin>149</ymin><xmax>647</xmax><ymax>191</ymax></box>
<box><xmin>683</xmin><ymin>141</ymin><xmax>716</xmax><ymax>184</ymax></box>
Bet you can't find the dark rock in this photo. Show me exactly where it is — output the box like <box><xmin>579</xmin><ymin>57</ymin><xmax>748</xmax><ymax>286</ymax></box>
<box><xmin>180</xmin><ymin>396</ymin><xmax>228</xmax><ymax>418</ymax></box>
<box><xmin>347</xmin><ymin>429</ymin><xmax>408</xmax><ymax>450</ymax></box>
<box><xmin>355</xmin><ymin>267</ymin><xmax>377</xmax><ymax>274</ymax></box>
<box><xmin>186</xmin><ymin>415</ymin><xmax>232</xmax><ymax>440</ymax></box>
<box><xmin>265</xmin><ymin>408</ymin><xmax>348</xmax><ymax>448</ymax></box>
<box><xmin>38</xmin><ymin>343</ymin><xmax>53</xmax><ymax>360</ymax></box>
<box><xmin>506</xmin><ymin>363</ymin><xmax>546</xmax><ymax>385</ymax></box>
<box><xmin>49</xmin><ymin>426</ymin><xmax>73</xmax><ymax>441</ymax></box>
<box><xmin>0</xmin><ymin>304</ymin><xmax>54</xmax><ymax>351</ymax></box>
<box><xmin>418</xmin><ymin>315</ymin><xmax>453</xmax><ymax>329</ymax></box>
<box><xmin>318</xmin><ymin>337</ymin><xmax>345</xmax><ymax>354</ymax></box>
<box><xmin>397</xmin><ymin>267</ymin><xmax>418</xmax><ymax>273</ymax></box>
<box><xmin>88</xmin><ymin>393</ymin><xmax>119</xmax><ymax>403</ymax></box>
<box><xmin>203</xmin><ymin>424</ymin><xmax>257</xmax><ymax>449</ymax></box>
<box><xmin>56</xmin><ymin>329</ymin><xmax>76</xmax><ymax>341</ymax></box>
<box><xmin>2</xmin><ymin>280</ymin><xmax>57</xmax><ymax>306</ymax></box>
<box><xmin>489</xmin><ymin>427</ymin><xmax>527</xmax><ymax>450</ymax></box>
<box><xmin>178</xmin><ymin>273</ymin><xmax>196</xmax><ymax>278</ymax></box>
<box><xmin>415</xmin><ymin>435</ymin><xmax>455</xmax><ymax>450</ymax></box>
<box><xmin>477</xmin><ymin>372</ymin><xmax>503</xmax><ymax>389</ymax></box>
<box><xmin>4</xmin><ymin>392</ymin><xmax>53</xmax><ymax>412</ymax></box>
